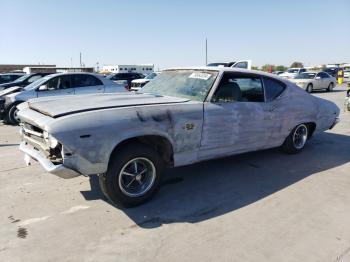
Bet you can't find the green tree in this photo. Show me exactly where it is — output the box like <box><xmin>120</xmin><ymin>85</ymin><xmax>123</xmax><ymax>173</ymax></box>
<box><xmin>251</xmin><ymin>66</ymin><xmax>259</xmax><ymax>70</ymax></box>
<box><xmin>261</xmin><ymin>64</ymin><xmax>275</xmax><ymax>72</ymax></box>
<box><xmin>290</xmin><ymin>62</ymin><xmax>304</xmax><ymax>68</ymax></box>
<box><xmin>275</xmin><ymin>65</ymin><xmax>286</xmax><ymax>71</ymax></box>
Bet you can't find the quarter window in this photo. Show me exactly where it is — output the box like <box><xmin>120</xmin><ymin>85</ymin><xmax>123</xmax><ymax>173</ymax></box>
<box><xmin>263</xmin><ymin>77</ymin><xmax>285</xmax><ymax>102</ymax></box>
<box><xmin>213</xmin><ymin>74</ymin><xmax>264</xmax><ymax>103</ymax></box>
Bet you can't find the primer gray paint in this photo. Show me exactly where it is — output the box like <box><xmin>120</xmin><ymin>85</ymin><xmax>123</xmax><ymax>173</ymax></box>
<box><xmin>17</xmin><ymin>67</ymin><xmax>340</xmax><ymax>177</ymax></box>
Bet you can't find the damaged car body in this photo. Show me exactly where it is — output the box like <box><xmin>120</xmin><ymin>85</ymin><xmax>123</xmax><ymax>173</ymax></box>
<box><xmin>17</xmin><ymin>67</ymin><xmax>340</xmax><ymax>207</ymax></box>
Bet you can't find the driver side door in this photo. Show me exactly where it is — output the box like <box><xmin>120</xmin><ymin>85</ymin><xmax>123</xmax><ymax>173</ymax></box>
<box><xmin>37</xmin><ymin>75</ymin><xmax>74</xmax><ymax>97</ymax></box>
<box><xmin>199</xmin><ymin>72</ymin><xmax>273</xmax><ymax>160</ymax></box>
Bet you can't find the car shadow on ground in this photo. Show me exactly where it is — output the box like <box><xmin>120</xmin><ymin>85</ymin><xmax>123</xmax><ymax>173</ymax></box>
<box><xmin>81</xmin><ymin>131</ymin><xmax>350</xmax><ymax>228</ymax></box>
<box><xmin>312</xmin><ymin>89</ymin><xmax>346</xmax><ymax>94</ymax></box>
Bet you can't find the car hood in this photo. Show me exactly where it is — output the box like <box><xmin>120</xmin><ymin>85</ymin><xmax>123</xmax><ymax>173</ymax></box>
<box><xmin>27</xmin><ymin>93</ymin><xmax>190</xmax><ymax>118</ymax></box>
<box><xmin>0</xmin><ymin>86</ymin><xmax>23</xmax><ymax>97</ymax></box>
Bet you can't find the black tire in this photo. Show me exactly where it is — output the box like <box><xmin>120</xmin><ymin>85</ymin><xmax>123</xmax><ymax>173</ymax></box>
<box><xmin>282</xmin><ymin>124</ymin><xmax>309</xmax><ymax>154</ymax></box>
<box><xmin>99</xmin><ymin>143</ymin><xmax>164</xmax><ymax>208</ymax></box>
<box><xmin>7</xmin><ymin>103</ymin><xmax>21</xmax><ymax>125</ymax></box>
<box><xmin>327</xmin><ymin>82</ymin><xmax>334</xmax><ymax>92</ymax></box>
<box><xmin>306</xmin><ymin>84</ymin><xmax>313</xmax><ymax>93</ymax></box>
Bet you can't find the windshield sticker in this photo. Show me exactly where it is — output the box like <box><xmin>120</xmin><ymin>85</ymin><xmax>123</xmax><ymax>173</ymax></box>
<box><xmin>189</xmin><ymin>72</ymin><xmax>212</xmax><ymax>80</ymax></box>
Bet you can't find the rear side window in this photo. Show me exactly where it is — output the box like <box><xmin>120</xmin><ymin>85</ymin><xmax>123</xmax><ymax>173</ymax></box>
<box><xmin>72</xmin><ymin>75</ymin><xmax>103</xmax><ymax>87</ymax></box>
<box><xmin>263</xmin><ymin>77</ymin><xmax>285</xmax><ymax>102</ymax></box>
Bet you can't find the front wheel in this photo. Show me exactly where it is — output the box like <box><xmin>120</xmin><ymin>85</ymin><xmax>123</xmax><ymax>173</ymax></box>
<box><xmin>99</xmin><ymin>143</ymin><xmax>164</xmax><ymax>207</ymax></box>
<box><xmin>282</xmin><ymin>124</ymin><xmax>309</xmax><ymax>154</ymax></box>
<box><xmin>7</xmin><ymin>103</ymin><xmax>21</xmax><ymax>125</ymax></box>
<box><xmin>306</xmin><ymin>84</ymin><xmax>313</xmax><ymax>93</ymax></box>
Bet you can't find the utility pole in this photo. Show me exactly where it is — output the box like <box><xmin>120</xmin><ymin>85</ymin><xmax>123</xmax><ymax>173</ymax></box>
<box><xmin>79</xmin><ymin>52</ymin><xmax>82</xmax><ymax>67</ymax></box>
<box><xmin>205</xmin><ymin>38</ymin><xmax>208</xmax><ymax>66</ymax></box>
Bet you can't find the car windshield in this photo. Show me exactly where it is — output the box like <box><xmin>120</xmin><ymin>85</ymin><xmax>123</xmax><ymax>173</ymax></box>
<box><xmin>145</xmin><ymin>73</ymin><xmax>158</xmax><ymax>80</ymax></box>
<box><xmin>287</xmin><ymin>69</ymin><xmax>299</xmax><ymax>73</ymax></box>
<box><xmin>24</xmin><ymin>76</ymin><xmax>50</xmax><ymax>90</ymax></box>
<box><xmin>12</xmin><ymin>74</ymin><xmax>30</xmax><ymax>82</ymax></box>
<box><xmin>140</xmin><ymin>70</ymin><xmax>218</xmax><ymax>101</ymax></box>
<box><xmin>295</xmin><ymin>73</ymin><xmax>316</xmax><ymax>79</ymax></box>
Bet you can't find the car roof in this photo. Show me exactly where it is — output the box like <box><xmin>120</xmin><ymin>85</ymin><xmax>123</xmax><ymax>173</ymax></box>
<box><xmin>0</xmin><ymin>73</ymin><xmax>24</xmax><ymax>75</ymax></box>
<box><xmin>163</xmin><ymin>66</ymin><xmax>290</xmax><ymax>83</ymax></box>
<box><xmin>44</xmin><ymin>72</ymin><xmax>99</xmax><ymax>78</ymax></box>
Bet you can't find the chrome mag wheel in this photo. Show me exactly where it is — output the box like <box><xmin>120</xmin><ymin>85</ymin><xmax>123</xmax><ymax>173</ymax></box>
<box><xmin>292</xmin><ymin>124</ymin><xmax>308</xmax><ymax>149</ymax></box>
<box><xmin>118</xmin><ymin>157</ymin><xmax>156</xmax><ymax>197</ymax></box>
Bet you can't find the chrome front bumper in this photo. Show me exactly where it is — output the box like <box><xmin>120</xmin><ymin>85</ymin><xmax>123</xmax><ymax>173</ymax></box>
<box><xmin>19</xmin><ymin>142</ymin><xmax>81</xmax><ymax>179</ymax></box>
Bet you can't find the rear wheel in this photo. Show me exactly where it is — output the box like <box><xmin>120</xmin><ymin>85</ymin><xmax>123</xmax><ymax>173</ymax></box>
<box><xmin>282</xmin><ymin>124</ymin><xmax>309</xmax><ymax>154</ymax></box>
<box><xmin>99</xmin><ymin>143</ymin><xmax>164</xmax><ymax>207</ymax></box>
<box><xmin>327</xmin><ymin>82</ymin><xmax>334</xmax><ymax>92</ymax></box>
<box><xmin>306</xmin><ymin>84</ymin><xmax>313</xmax><ymax>93</ymax></box>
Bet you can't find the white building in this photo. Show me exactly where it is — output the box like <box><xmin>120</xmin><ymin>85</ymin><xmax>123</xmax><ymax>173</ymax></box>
<box><xmin>23</xmin><ymin>66</ymin><xmax>94</xmax><ymax>74</ymax></box>
<box><xmin>102</xmin><ymin>64</ymin><xmax>154</xmax><ymax>75</ymax></box>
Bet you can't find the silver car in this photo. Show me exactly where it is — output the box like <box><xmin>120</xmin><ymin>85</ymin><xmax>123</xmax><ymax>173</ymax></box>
<box><xmin>18</xmin><ymin>67</ymin><xmax>340</xmax><ymax>207</ymax></box>
<box><xmin>290</xmin><ymin>71</ymin><xmax>336</xmax><ymax>93</ymax></box>
<box><xmin>0</xmin><ymin>72</ymin><xmax>126</xmax><ymax>124</ymax></box>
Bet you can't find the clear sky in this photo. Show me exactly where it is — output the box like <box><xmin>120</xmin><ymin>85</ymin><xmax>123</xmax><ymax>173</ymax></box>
<box><xmin>1</xmin><ymin>0</ymin><xmax>349</xmax><ymax>69</ymax></box>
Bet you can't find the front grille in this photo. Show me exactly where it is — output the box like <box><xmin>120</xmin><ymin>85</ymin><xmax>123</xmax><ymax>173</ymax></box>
<box><xmin>21</xmin><ymin>122</ymin><xmax>63</xmax><ymax>164</ymax></box>
<box><xmin>21</xmin><ymin>123</ymin><xmax>47</xmax><ymax>151</ymax></box>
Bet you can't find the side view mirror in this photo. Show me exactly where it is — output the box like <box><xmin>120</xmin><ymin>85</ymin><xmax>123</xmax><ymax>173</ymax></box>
<box><xmin>38</xmin><ymin>85</ymin><xmax>48</xmax><ymax>91</ymax></box>
<box><xmin>315</xmin><ymin>76</ymin><xmax>321</xmax><ymax>80</ymax></box>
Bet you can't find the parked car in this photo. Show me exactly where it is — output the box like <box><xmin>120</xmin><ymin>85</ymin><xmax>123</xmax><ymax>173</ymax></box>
<box><xmin>290</xmin><ymin>72</ymin><xmax>336</xmax><ymax>93</ymax></box>
<box><xmin>130</xmin><ymin>72</ymin><xmax>160</xmax><ymax>91</ymax></box>
<box><xmin>0</xmin><ymin>73</ymin><xmax>52</xmax><ymax>91</ymax></box>
<box><xmin>345</xmin><ymin>89</ymin><xmax>350</xmax><ymax>112</ymax></box>
<box><xmin>0</xmin><ymin>73</ymin><xmax>24</xmax><ymax>84</ymax></box>
<box><xmin>324</xmin><ymin>67</ymin><xmax>342</xmax><ymax>78</ymax></box>
<box><xmin>279</xmin><ymin>68</ymin><xmax>307</xmax><ymax>79</ymax></box>
<box><xmin>207</xmin><ymin>60</ymin><xmax>252</xmax><ymax>70</ymax></box>
<box><xmin>272</xmin><ymin>71</ymin><xmax>284</xmax><ymax>75</ymax></box>
<box><xmin>107</xmin><ymin>73</ymin><xmax>145</xmax><ymax>90</ymax></box>
<box><xmin>343</xmin><ymin>69</ymin><xmax>350</xmax><ymax>81</ymax></box>
<box><xmin>17</xmin><ymin>67</ymin><xmax>339</xmax><ymax>207</ymax></box>
<box><xmin>0</xmin><ymin>72</ymin><xmax>126</xmax><ymax>125</ymax></box>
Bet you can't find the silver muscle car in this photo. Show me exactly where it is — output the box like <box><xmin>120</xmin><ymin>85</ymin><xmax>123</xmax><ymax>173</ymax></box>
<box><xmin>17</xmin><ymin>67</ymin><xmax>340</xmax><ymax>207</ymax></box>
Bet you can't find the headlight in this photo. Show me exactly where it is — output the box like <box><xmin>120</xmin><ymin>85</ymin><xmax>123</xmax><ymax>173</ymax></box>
<box><xmin>48</xmin><ymin>135</ymin><xmax>59</xmax><ymax>148</ymax></box>
<box><xmin>43</xmin><ymin>131</ymin><xmax>59</xmax><ymax>148</ymax></box>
